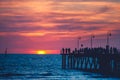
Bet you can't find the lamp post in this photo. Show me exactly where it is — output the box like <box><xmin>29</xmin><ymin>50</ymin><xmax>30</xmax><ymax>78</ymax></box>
<box><xmin>77</xmin><ymin>37</ymin><xmax>81</xmax><ymax>49</ymax></box>
<box><xmin>91</xmin><ymin>34</ymin><xmax>95</xmax><ymax>48</ymax></box>
<box><xmin>107</xmin><ymin>32</ymin><xmax>111</xmax><ymax>46</ymax></box>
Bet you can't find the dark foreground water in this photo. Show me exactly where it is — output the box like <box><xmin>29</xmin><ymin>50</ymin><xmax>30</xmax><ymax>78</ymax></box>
<box><xmin>0</xmin><ymin>54</ymin><xmax>119</xmax><ymax>80</ymax></box>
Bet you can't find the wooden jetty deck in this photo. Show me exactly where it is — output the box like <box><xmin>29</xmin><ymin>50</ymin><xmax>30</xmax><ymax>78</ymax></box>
<box><xmin>60</xmin><ymin>46</ymin><xmax>120</xmax><ymax>76</ymax></box>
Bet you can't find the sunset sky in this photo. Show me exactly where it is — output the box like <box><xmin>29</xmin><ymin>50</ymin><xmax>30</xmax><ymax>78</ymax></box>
<box><xmin>0</xmin><ymin>0</ymin><xmax>120</xmax><ymax>54</ymax></box>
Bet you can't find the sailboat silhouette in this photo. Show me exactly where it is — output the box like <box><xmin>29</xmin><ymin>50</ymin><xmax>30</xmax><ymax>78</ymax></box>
<box><xmin>5</xmin><ymin>48</ymin><xmax>7</xmax><ymax>55</ymax></box>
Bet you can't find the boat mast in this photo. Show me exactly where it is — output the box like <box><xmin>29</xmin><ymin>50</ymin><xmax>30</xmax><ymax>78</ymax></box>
<box><xmin>5</xmin><ymin>48</ymin><xmax>7</xmax><ymax>54</ymax></box>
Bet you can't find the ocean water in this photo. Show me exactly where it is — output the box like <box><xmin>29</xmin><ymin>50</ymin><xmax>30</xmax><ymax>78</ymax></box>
<box><xmin>0</xmin><ymin>54</ymin><xmax>119</xmax><ymax>80</ymax></box>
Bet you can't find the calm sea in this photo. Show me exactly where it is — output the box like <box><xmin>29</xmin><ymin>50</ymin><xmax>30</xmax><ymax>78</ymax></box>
<box><xmin>0</xmin><ymin>54</ymin><xmax>119</xmax><ymax>80</ymax></box>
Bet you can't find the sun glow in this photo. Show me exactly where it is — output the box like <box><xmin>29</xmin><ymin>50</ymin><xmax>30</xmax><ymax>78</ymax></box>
<box><xmin>37</xmin><ymin>50</ymin><xmax>46</xmax><ymax>54</ymax></box>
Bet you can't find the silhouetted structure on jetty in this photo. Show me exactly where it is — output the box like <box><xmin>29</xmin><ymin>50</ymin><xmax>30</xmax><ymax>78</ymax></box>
<box><xmin>60</xmin><ymin>45</ymin><xmax>120</xmax><ymax>76</ymax></box>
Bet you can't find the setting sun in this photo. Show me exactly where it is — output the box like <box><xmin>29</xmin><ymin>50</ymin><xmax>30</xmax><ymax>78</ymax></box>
<box><xmin>37</xmin><ymin>50</ymin><xmax>46</xmax><ymax>54</ymax></box>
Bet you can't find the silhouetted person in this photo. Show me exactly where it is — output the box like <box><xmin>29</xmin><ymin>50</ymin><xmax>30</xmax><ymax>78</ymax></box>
<box><xmin>68</xmin><ymin>48</ymin><xmax>71</xmax><ymax>54</ymax></box>
<box><xmin>62</xmin><ymin>48</ymin><xmax>65</xmax><ymax>54</ymax></box>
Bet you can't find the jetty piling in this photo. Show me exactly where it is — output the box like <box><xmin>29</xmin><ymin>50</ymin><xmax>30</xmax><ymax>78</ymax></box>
<box><xmin>61</xmin><ymin>46</ymin><xmax>120</xmax><ymax>76</ymax></box>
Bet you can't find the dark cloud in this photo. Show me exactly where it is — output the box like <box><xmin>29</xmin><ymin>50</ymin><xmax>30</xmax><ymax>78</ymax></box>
<box><xmin>0</xmin><ymin>15</ymin><xmax>42</xmax><ymax>23</ymax></box>
<box><xmin>96</xmin><ymin>6</ymin><xmax>111</xmax><ymax>14</ymax></box>
<box><xmin>0</xmin><ymin>11</ymin><xmax>119</xmax><ymax>33</ymax></box>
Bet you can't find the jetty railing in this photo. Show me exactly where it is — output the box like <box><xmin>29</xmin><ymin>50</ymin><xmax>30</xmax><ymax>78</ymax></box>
<box><xmin>60</xmin><ymin>46</ymin><xmax>120</xmax><ymax>76</ymax></box>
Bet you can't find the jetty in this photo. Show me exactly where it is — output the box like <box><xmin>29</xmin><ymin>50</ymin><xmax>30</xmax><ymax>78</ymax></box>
<box><xmin>60</xmin><ymin>45</ymin><xmax>120</xmax><ymax>76</ymax></box>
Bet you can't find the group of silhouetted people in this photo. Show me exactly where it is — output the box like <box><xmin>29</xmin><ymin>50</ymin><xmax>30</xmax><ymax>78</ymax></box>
<box><xmin>61</xmin><ymin>45</ymin><xmax>120</xmax><ymax>54</ymax></box>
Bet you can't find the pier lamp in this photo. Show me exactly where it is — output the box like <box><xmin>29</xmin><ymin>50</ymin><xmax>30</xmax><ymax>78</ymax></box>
<box><xmin>91</xmin><ymin>34</ymin><xmax>95</xmax><ymax>48</ymax></box>
<box><xmin>77</xmin><ymin>37</ymin><xmax>81</xmax><ymax>49</ymax></box>
<box><xmin>106</xmin><ymin>32</ymin><xmax>111</xmax><ymax>46</ymax></box>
